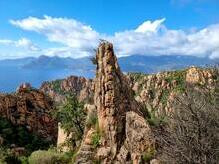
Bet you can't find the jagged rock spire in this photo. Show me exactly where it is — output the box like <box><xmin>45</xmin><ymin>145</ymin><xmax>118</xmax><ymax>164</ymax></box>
<box><xmin>94</xmin><ymin>41</ymin><xmax>141</xmax><ymax>158</ymax></box>
<box><xmin>76</xmin><ymin>42</ymin><xmax>154</xmax><ymax>163</ymax></box>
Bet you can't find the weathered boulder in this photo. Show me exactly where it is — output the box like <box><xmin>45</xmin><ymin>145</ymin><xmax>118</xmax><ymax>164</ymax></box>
<box><xmin>116</xmin><ymin>111</ymin><xmax>155</xmax><ymax>164</ymax></box>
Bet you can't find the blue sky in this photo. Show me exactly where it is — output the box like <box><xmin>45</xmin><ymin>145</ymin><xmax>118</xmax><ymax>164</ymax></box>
<box><xmin>0</xmin><ymin>0</ymin><xmax>219</xmax><ymax>59</ymax></box>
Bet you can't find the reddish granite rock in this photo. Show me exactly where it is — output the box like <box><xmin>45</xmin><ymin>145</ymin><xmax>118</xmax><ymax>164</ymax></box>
<box><xmin>76</xmin><ymin>42</ymin><xmax>154</xmax><ymax>163</ymax></box>
<box><xmin>0</xmin><ymin>85</ymin><xmax>57</xmax><ymax>142</ymax></box>
<box><xmin>40</xmin><ymin>76</ymin><xmax>93</xmax><ymax>103</ymax></box>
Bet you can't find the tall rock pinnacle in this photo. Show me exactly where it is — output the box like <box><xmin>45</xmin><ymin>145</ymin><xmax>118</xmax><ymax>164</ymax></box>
<box><xmin>94</xmin><ymin>42</ymin><xmax>127</xmax><ymax>157</ymax></box>
<box><xmin>94</xmin><ymin>41</ymin><xmax>145</xmax><ymax>159</ymax></box>
<box><xmin>76</xmin><ymin>42</ymin><xmax>154</xmax><ymax>163</ymax></box>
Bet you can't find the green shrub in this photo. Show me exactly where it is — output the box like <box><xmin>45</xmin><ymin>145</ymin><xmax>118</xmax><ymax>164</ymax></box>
<box><xmin>165</xmin><ymin>70</ymin><xmax>186</xmax><ymax>93</ymax></box>
<box><xmin>5</xmin><ymin>155</ymin><xmax>21</xmax><ymax>164</ymax></box>
<box><xmin>28</xmin><ymin>149</ymin><xmax>73</xmax><ymax>164</ymax></box>
<box><xmin>28</xmin><ymin>150</ymin><xmax>60</xmax><ymax>164</ymax></box>
<box><xmin>0</xmin><ymin>147</ymin><xmax>24</xmax><ymax>164</ymax></box>
<box><xmin>18</xmin><ymin>156</ymin><xmax>28</xmax><ymax>164</ymax></box>
<box><xmin>0</xmin><ymin>148</ymin><xmax>12</xmax><ymax>164</ymax></box>
<box><xmin>91</xmin><ymin>132</ymin><xmax>101</xmax><ymax>148</ymax></box>
<box><xmin>160</xmin><ymin>90</ymin><xmax>170</xmax><ymax>105</ymax></box>
<box><xmin>0</xmin><ymin>117</ymin><xmax>51</xmax><ymax>154</ymax></box>
<box><xmin>53</xmin><ymin>94</ymin><xmax>86</xmax><ymax>139</ymax></box>
<box><xmin>51</xmin><ymin>80</ymin><xmax>63</xmax><ymax>94</ymax></box>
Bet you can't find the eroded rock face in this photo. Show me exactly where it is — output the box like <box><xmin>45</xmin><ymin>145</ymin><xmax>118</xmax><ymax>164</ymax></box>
<box><xmin>40</xmin><ymin>76</ymin><xmax>93</xmax><ymax>103</ymax></box>
<box><xmin>186</xmin><ymin>66</ymin><xmax>215</xmax><ymax>86</ymax></box>
<box><xmin>76</xmin><ymin>42</ymin><xmax>154</xmax><ymax>163</ymax></box>
<box><xmin>116</xmin><ymin>111</ymin><xmax>155</xmax><ymax>164</ymax></box>
<box><xmin>0</xmin><ymin>86</ymin><xmax>57</xmax><ymax>142</ymax></box>
<box><xmin>94</xmin><ymin>42</ymin><xmax>143</xmax><ymax>158</ymax></box>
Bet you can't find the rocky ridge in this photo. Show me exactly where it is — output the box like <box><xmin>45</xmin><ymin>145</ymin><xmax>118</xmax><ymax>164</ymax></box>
<box><xmin>40</xmin><ymin>76</ymin><xmax>93</xmax><ymax>103</ymax></box>
<box><xmin>127</xmin><ymin>66</ymin><xmax>217</xmax><ymax>116</ymax></box>
<box><xmin>41</xmin><ymin>67</ymin><xmax>217</xmax><ymax>118</ymax></box>
<box><xmin>0</xmin><ymin>83</ymin><xmax>57</xmax><ymax>142</ymax></box>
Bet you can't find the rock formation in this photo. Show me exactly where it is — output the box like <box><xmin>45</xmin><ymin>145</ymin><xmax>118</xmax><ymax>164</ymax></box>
<box><xmin>37</xmin><ymin>42</ymin><xmax>217</xmax><ymax>163</ymax></box>
<box><xmin>127</xmin><ymin>67</ymin><xmax>217</xmax><ymax>116</ymax></box>
<box><xmin>94</xmin><ymin>42</ymin><xmax>145</xmax><ymax>159</ymax></box>
<box><xmin>76</xmin><ymin>42</ymin><xmax>155</xmax><ymax>163</ymax></box>
<box><xmin>40</xmin><ymin>76</ymin><xmax>93</xmax><ymax>103</ymax></box>
<box><xmin>0</xmin><ymin>85</ymin><xmax>57</xmax><ymax>142</ymax></box>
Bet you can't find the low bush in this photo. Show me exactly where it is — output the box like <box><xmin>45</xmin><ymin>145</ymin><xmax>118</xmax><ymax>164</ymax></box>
<box><xmin>28</xmin><ymin>149</ymin><xmax>72</xmax><ymax>164</ymax></box>
<box><xmin>91</xmin><ymin>132</ymin><xmax>101</xmax><ymax>148</ymax></box>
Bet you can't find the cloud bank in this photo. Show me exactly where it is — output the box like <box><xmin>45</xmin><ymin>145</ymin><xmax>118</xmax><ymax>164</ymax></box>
<box><xmin>7</xmin><ymin>16</ymin><xmax>219</xmax><ymax>59</ymax></box>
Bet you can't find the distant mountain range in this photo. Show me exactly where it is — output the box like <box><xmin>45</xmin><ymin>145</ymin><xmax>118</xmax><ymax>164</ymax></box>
<box><xmin>119</xmin><ymin>55</ymin><xmax>216</xmax><ymax>73</ymax></box>
<box><xmin>21</xmin><ymin>55</ymin><xmax>94</xmax><ymax>71</ymax></box>
<box><xmin>0</xmin><ymin>55</ymin><xmax>216</xmax><ymax>92</ymax></box>
<box><xmin>1</xmin><ymin>54</ymin><xmax>215</xmax><ymax>73</ymax></box>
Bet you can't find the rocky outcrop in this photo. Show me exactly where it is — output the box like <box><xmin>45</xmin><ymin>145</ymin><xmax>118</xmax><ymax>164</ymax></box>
<box><xmin>40</xmin><ymin>76</ymin><xmax>93</xmax><ymax>103</ymax></box>
<box><xmin>76</xmin><ymin>42</ymin><xmax>155</xmax><ymax>163</ymax></box>
<box><xmin>186</xmin><ymin>66</ymin><xmax>216</xmax><ymax>86</ymax></box>
<box><xmin>127</xmin><ymin>67</ymin><xmax>217</xmax><ymax>116</ymax></box>
<box><xmin>0</xmin><ymin>84</ymin><xmax>57</xmax><ymax>142</ymax></box>
<box><xmin>57</xmin><ymin>123</ymin><xmax>71</xmax><ymax>152</ymax></box>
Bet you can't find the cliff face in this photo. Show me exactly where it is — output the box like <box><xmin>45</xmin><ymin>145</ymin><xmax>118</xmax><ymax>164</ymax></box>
<box><xmin>40</xmin><ymin>76</ymin><xmax>93</xmax><ymax>103</ymax></box>
<box><xmin>0</xmin><ymin>84</ymin><xmax>57</xmax><ymax>142</ymax></box>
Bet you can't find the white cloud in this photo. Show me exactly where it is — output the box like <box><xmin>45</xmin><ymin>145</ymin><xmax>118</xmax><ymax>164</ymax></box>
<box><xmin>135</xmin><ymin>18</ymin><xmax>165</xmax><ymax>33</ymax></box>
<box><xmin>9</xmin><ymin>16</ymin><xmax>219</xmax><ymax>59</ymax></box>
<box><xmin>0</xmin><ymin>38</ymin><xmax>40</xmax><ymax>51</ymax></box>
<box><xmin>15</xmin><ymin>38</ymin><xmax>40</xmax><ymax>51</ymax></box>
<box><xmin>10</xmin><ymin>16</ymin><xmax>99</xmax><ymax>52</ymax></box>
<box><xmin>108</xmin><ymin>20</ymin><xmax>219</xmax><ymax>59</ymax></box>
